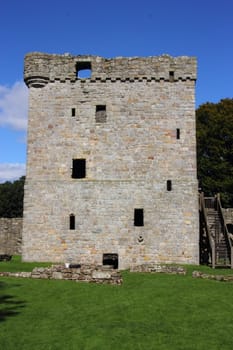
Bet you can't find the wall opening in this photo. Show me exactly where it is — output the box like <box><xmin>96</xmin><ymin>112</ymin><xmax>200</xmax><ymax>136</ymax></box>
<box><xmin>72</xmin><ymin>159</ymin><xmax>86</xmax><ymax>179</ymax></box>
<box><xmin>167</xmin><ymin>180</ymin><xmax>172</xmax><ymax>191</ymax></box>
<box><xmin>103</xmin><ymin>253</ymin><xmax>118</xmax><ymax>269</ymax></box>
<box><xmin>169</xmin><ymin>71</ymin><xmax>174</xmax><ymax>82</ymax></box>
<box><xmin>227</xmin><ymin>224</ymin><xmax>233</xmax><ymax>234</ymax></box>
<box><xmin>70</xmin><ymin>214</ymin><xmax>75</xmax><ymax>230</ymax></box>
<box><xmin>76</xmin><ymin>62</ymin><xmax>92</xmax><ymax>79</ymax></box>
<box><xmin>71</xmin><ymin>108</ymin><xmax>76</xmax><ymax>117</ymax></box>
<box><xmin>134</xmin><ymin>208</ymin><xmax>144</xmax><ymax>226</ymax></box>
<box><xmin>95</xmin><ymin>105</ymin><xmax>107</xmax><ymax>123</ymax></box>
<box><xmin>176</xmin><ymin>128</ymin><xmax>180</xmax><ymax>139</ymax></box>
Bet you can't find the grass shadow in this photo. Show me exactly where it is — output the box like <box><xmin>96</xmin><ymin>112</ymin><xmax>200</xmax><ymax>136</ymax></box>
<box><xmin>0</xmin><ymin>281</ymin><xmax>26</xmax><ymax>322</ymax></box>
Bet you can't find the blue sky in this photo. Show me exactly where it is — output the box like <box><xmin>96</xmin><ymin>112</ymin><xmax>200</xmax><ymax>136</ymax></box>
<box><xmin>0</xmin><ymin>0</ymin><xmax>232</xmax><ymax>182</ymax></box>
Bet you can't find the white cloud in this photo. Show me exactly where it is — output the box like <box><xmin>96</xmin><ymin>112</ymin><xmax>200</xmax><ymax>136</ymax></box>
<box><xmin>0</xmin><ymin>81</ymin><xmax>28</xmax><ymax>131</ymax></box>
<box><xmin>0</xmin><ymin>163</ymin><xmax>26</xmax><ymax>183</ymax></box>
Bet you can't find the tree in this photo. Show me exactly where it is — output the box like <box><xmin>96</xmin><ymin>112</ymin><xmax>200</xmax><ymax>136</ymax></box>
<box><xmin>0</xmin><ymin>176</ymin><xmax>25</xmax><ymax>217</ymax></box>
<box><xmin>196</xmin><ymin>99</ymin><xmax>233</xmax><ymax>207</ymax></box>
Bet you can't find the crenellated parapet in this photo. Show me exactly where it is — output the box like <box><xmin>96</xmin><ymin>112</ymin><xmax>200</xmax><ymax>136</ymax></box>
<box><xmin>24</xmin><ymin>52</ymin><xmax>197</xmax><ymax>88</ymax></box>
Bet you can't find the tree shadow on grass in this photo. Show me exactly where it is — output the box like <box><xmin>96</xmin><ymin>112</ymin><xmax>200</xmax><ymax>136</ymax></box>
<box><xmin>0</xmin><ymin>281</ymin><xmax>26</xmax><ymax>322</ymax></box>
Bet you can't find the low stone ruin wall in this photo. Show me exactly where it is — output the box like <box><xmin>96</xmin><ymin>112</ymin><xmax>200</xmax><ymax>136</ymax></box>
<box><xmin>192</xmin><ymin>271</ymin><xmax>233</xmax><ymax>282</ymax></box>
<box><xmin>130</xmin><ymin>264</ymin><xmax>186</xmax><ymax>275</ymax></box>
<box><xmin>0</xmin><ymin>264</ymin><xmax>122</xmax><ymax>285</ymax></box>
<box><xmin>0</xmin><ymin>218</ymin><xmax>22</xmax><ymax>255</ymax></box>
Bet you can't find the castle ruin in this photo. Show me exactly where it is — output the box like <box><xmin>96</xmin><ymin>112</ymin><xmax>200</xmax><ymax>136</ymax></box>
<box><xmin>22</xmin><ymin>52</ymin><xmax>199</xmax><ymax>269</ymax></box>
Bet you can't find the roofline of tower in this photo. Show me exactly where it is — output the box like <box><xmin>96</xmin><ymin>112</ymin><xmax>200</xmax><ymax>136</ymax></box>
<box><xmin>24</xmin><ymin>52</ymin><xmax>197</xmax><ymax>88</ymax></box>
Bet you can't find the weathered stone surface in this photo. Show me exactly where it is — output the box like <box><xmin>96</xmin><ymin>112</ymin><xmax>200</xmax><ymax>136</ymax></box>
<box><xmin>22</xmin><ymin>53</ymin><xmax>199</xmax><ymax>269</ymax></box>
<box><xmin>192</xmin><ymin>271</ymin><xmax>233</xmax><ymax>282</ymax></box>
<box><xmin>0</xmin><ymin>264</ymin><xmax>122</xmax><ymax>284</ymax></box>
<box><xmin>92</xmin><ymin>270</ymin><xmax>112</xmax><ymax>279</ymax></box>
<box><xmin>51</xmin><ymin>271</ymin><xmax>63</xmax><ymax>279</ymax></box>
<box><xmin>0</xmin><ymin>218</ymin><xmax>22</xmax><ymax>255</ymax></box>
<box><xmin>130</xmin><ymin>264</ymin><xmax>186</xmax><ymax>275</ymax></box>
<box><xmin>222</xmin><ymin>208</ymin><xmax>233</xmax><ymax>227</ymax></box>
<box><xmin>24</xmin><ymin>53</ymin><xmax>197</xmax><ymax>87</ymax></box>
<box><xmin>0</xmin><ymin>271</ymin><xmax>31</xmax><ymax>278</ymax></box>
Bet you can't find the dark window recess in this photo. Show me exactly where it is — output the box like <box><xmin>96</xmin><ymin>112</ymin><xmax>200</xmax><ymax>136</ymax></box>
<box><xmin>176</xmin><ymin>128</ymin><xmax>180</xmax><ymax>139</ymax></box>
<box><xmin>72</xmin><ymin>159</ymin><xmax>86</xmax><ymax>179</ymax></box>
<box><xmin>103</xmin><ymin>253</ymin><xmax>118</xmax><ymax>269</ymax></box>
<box><xmin>169</xmin><ymin>71</ymin><xmax>174</xmax><ymax>82</ymax></box>
<box><xmin>227</xmin><ymin>224</ymin><xmax>233</xmax><ymax>234</ymax></box>
<box><xmin>71</xmin><ymin>108</ymin><xmax>76</xmax><ymax>117</ymax></box>
<box><xmin>95</xmin><ymin>105</ymin><xmax>107</xmax><ymax>123</ymax></box>
<box><xmin>134</xmin><ymin>208</ymin><xmax>144</xmax><ymax>226</ymax></box>
<box><xmin>70</xmin><ymin>214</ymin><xmax>75</xmax><ymax>230</ymax></box>
<box><xmin>76</xmin><ymin>62</ymin><xmax>92</xmax><ymax>79</ymax></box>
<box><xmin>69</xmin><ymin>263</ymin><xmax>81</xmax><ymax>268</ymax></box>
<box><xmin>167</xmin><ymin>180</ymin><xmax>172</xmax><ymax>191</ymax></box>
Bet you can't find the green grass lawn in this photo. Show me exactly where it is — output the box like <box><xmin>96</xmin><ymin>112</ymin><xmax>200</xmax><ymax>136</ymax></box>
<box><xmin>1</xmin><ymin>259</ymin><xmax>233</xmax><ymax>350</ymax></box>
<box><xmin>0</xmin><ymin>255</ymin><xmax>52</xmax><ymax>272</ymax></box>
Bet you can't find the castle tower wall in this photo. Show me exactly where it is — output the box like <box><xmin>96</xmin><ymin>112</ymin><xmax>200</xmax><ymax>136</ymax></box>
<box><xmin>22</xmin><ymin>53</ymin><xmax>199</xmax><ymax>269</ymax></box>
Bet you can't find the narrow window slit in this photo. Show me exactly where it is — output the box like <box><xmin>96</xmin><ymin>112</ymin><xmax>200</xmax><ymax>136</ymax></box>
<box><xmin>70</xmin><ymin>214</ymin><xmax>75</xmax><ymax>230</ymax></box>
<box><xmin>134</xmin><ymin>208</ymin><xmax>144</xmax><ymax>226</ymax></box>
<box><xmin>176</xmin><ymin>128</ymin><xmax>180</xmax><ymax>139</ymax></box>
<box><xmin>71</xmin><ymin>108</ymin><xmax>76</xmax><ymax>117</ymax></box>
<box><xmin>167</xmin><ymin>180</ymin><xmax>172</xmax><ymax>191</ymax></box>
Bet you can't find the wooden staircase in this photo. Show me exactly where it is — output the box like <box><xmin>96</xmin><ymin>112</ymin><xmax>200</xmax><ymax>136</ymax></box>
<box><xmin>199</xmin><ymin>193</ymin><xmax>233</xmax><ymax>268</ymax></box>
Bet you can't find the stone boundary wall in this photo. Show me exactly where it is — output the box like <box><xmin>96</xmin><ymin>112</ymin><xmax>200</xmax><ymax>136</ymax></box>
<box><xmin>0</xmin><ymin>218</ymin><xmax>22</xmax><ymax>255</ymax></box>
<box><xmin>130</xmin><ymin>264</ymin><xmax>186</xmax><ymax>275</ymax></box>
<box><xmin>192</xmin><ymin>271</ymin><xmax>233</xmax><ymax>282</ymax></box>
<box><xmin>0</xmin><ymin>264</ymin><xmax>122</xmax><ymax>285</ymax></box>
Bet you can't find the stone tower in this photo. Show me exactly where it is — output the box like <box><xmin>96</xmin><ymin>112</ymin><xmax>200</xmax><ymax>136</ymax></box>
<box><xmin>22</xmin><ymin>52</ymin><xmax>199</xmax><ymax>269</ymax></box>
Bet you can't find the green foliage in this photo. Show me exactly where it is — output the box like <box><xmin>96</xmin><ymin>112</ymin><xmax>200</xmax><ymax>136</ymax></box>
<box><xmin>196</xmin><ymin>99</ymin><xmax>233</xmax><ymax>207</ymax></box>
<box><xmin>1</xmin><ymin>266</ymin><xmax>233</xmax><ymax>349</ymax></box>
<box><xmin>0</xmin><ymin>176</ymin><xmax>25</xmax><ymax>217</ymax></box>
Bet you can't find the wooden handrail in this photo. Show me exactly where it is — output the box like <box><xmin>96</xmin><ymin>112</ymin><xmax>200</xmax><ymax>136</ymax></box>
<box><xmin>216</xmin><ymin>194</ymin><xmax>233</xmax><ymax>268</ymax></box>
<box><xmin>199</xmin><ymin>192</ymin><xmax>215</xmax><ymax>268</ymax></box>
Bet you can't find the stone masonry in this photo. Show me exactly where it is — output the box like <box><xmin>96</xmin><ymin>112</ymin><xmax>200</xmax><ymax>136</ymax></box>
<box><xmin>0</xmin><ymin>264</ymin><xmax>122</xmax><ymax>285</ymax></box>
<box><xmin>22</xmin><ymin>52</ymin><xmax>199</xmax><ymax>269</ymax></box>
<box><xmin>0</xmin><ymin>218</ymin><xmax>22</xmax><ymax>255</ymax></box>
<box><xmin>223</xmin><ymin>209</ymin><xmax>233</xmax><ymax>225</ymax></box>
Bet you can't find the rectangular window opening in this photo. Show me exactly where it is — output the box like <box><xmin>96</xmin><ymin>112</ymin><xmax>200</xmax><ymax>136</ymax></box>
<box><xmin>71</xmin><ymin>108</ymin><xmax>76</xmax><ymax>117</ymax></box>
<box><xmin>95</xmin><ymin>105</ymin><xmax>107</xmax><ymax>123</ymax></box>
<box><xmin>167</xmin><ymin>180</ymin><xmax>172</xmax><ymax>191</ymax></box>
<box><xmin>176</xmin><ymin>128</ymin><xmax>180</xmax><ymax>139</ymax></box>
<box><xmin>72</xmin><ymin>159</ymin><xmax>86</xmax><ymax>179</ymax></box>
<box><xmin>134</xmin><ymin>208</ymin><xmax>144</xmax><ymax>226</ymax></box>
<box><xmin>70</xmin><ymin>214</ymin><xmax>75</xmax><ymax>230</ymax></box>
<box><xmin>169</xmin><ymin>71</ymin><xmax>174</xmax><ymax>82</ymax></box>
<box><xmin>103</xmin><ymin>253</ymin><xmax>118</xmax><ymax>269</ymax></box>
<box><xmin>76</xmin><ymin>62</ymin><xmax>92</xmax><ymax>79</ymax></box>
